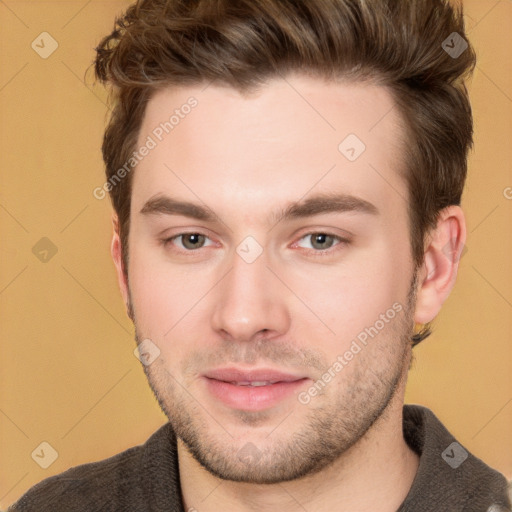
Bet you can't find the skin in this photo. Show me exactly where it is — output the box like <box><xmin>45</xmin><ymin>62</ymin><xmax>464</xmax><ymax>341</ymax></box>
<box><xmin>111</xmin><ymin>74</ymin><xmax>466</xmax><ymax>512</ymax></box>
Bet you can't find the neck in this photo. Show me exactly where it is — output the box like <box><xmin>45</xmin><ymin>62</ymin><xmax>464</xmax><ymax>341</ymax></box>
<box><xmin>178</xmin><ymin>394</ymin><xmax>419</xmax><ymax>512</ymax></box>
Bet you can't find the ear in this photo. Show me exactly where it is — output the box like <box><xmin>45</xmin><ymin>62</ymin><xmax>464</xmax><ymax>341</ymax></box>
<box><xmin>111</xmin><ymin>213</ymin><xmax>130</xmax><ymax>309</ymax></box>
<box><xmin>414</xmin><ymin>205</ymin><xmax>466</xmax><ymax>325</ymax></box>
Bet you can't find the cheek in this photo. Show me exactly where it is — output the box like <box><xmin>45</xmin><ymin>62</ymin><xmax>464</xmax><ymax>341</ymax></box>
<box><xmin>287</xmin><ymin>236</ymin><xmax>412</xmax><ymax>349</ymax></box>
<box><xmin>127</xmin><ymin>247</ymin><xmax>177</xmax><ymax>334</ymax></box>
<box><xmin>127</xmin><ymin>243</ymin><xmax>218</xmax><ymax>351</ymax></box>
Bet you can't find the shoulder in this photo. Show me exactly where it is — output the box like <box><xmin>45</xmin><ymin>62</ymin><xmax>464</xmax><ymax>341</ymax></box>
<box><xmin>7</xmin><ymin>423</ymin><xmax>175</xmax><ymax>512</ymax></box>
<box><xmin>7</xmin><ymin>444</ymin><xmax>144</xmax><ymax>512</ymax></box>
<box><xmin>402</xmin><ymin>405</ymin><xmax>512</xmax><ymax>510</ymax></box>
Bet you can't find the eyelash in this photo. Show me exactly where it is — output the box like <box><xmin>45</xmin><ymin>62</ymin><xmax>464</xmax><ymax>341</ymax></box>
<box><xmin>161</xmin><ymin>231</ymin><xmax>350</xmax><ymax>257</ymax></box>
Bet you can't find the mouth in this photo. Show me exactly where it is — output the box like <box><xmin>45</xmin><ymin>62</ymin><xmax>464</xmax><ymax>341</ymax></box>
<box><xmin>202</xmin><ymin>367</ymin><xmax>310</xmax><ymax>411</ymax></box>
<box><xmin>223</xmin><ymin>380</ymin><xmax>286</xmax><ymax>386</ymax></box>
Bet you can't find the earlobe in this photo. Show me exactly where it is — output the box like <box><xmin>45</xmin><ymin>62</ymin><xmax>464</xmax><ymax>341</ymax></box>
<box><xmin>413</xmin><ymin>206</ymin><xmax>467</xmax><ymax>325</ymax></box>
<box><xmin>111</xmin><ymin>214</ymin><xmax>129</xmax><ymax>308</ymax></box>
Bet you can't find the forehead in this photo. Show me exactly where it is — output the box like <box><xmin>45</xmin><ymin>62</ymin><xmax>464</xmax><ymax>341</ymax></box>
<box><xmin>132</xmin><ymin>75</ymin><xmax>408</xmax><ymax>223</ymax></box>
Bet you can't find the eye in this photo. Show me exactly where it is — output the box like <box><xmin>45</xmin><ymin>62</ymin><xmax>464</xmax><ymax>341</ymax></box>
<box><xmin>162</xmin><ymin>231</ymin><xmax>349</xmax><ymax>256</ymax></box>
<box><xmin>295</xmin><ymin>232</ymin><xmax>348</xmax><ymax>254</ymax></box>
<box><xmin>163</xmin><ymin>232</ymin><xmax>215</xmax><ymax>251</ymax></box>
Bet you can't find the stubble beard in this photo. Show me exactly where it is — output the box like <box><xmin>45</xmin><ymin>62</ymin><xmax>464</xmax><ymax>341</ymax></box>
<box><xmin>128</xmin><ymin>273</ymin><xmax>417</xmax><ymax>484</ymax></box>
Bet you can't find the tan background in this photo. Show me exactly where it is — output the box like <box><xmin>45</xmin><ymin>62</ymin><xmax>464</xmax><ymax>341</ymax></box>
<box><xmin>0</xmin><ymin>0</ymin><xmax>511</xmax><ymax>508</ymax></box>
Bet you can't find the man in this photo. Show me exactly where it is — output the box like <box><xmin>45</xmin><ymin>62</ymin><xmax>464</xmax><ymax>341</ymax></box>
<box><xmin>9</xmin><ymin>0</ymin><xmax>511</xmax><ymax>511</ymax></box>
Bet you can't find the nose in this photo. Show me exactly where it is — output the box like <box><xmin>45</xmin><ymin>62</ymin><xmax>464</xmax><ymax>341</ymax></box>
<box><xmin>210</xmin><ymin>244</ymin><xmax>291</xmax><ymax>343</ymax></box>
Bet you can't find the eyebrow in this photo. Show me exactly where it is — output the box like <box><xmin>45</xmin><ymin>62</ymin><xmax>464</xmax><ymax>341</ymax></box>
<box><xmin>139</xmin><ymin>192</ymin><xmax>379</xmax><ymax>225</ymax></box>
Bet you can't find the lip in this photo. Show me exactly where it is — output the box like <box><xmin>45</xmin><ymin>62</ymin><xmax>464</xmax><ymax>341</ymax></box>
<box><xmin>203</xmin><ymin>367</ymin><xmax>306</xmax><ymax>384</ymax></box>
<box><xmin>202</xmin><ymin>367</ymin><xmax>310</xmax><ymax>411</ymax></box>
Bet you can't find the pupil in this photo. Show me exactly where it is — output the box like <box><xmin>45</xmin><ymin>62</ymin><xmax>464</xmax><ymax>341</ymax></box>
<box><xmin>185</xmin><ymin>234</ymin><xmax>202</xmax><ymax>249</ymax></box>
<box><xmin>314</xmin><ymin>234</ymin><xmax>331</xmax><ymax>249</ymax></box>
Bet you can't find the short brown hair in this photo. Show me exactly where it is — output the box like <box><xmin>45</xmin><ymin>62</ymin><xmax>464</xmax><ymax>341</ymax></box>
<box><xmin>93</xmin><ymin>0</ymin><xmax>476</xmax><ymax>345</ymax></box>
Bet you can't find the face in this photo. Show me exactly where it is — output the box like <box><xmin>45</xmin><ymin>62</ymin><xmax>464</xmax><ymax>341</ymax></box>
<box><xmin>122</xmin><ymin>75</ymin><xmax>418</xmax><ymax>484</ymax></box>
